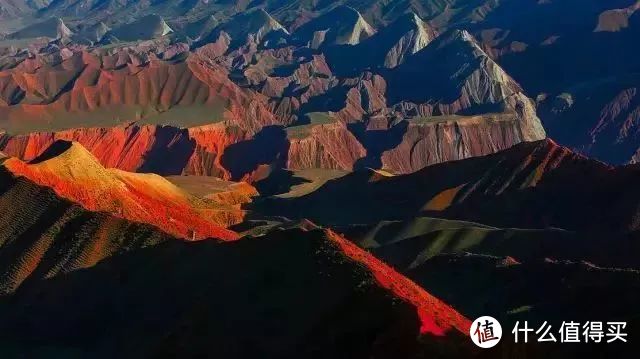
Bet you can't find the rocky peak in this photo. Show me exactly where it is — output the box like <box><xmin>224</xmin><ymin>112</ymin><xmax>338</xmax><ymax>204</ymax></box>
<box><xmin>107</xmin><ymin>14</ymin><xmax>173</xmax><ymax>42</ymax></box>
<box><xmin>8</xmin><ymin>17</ymin><xmax>72</xmax><ymax>40</ymax></box>
<box><xmin>378</xmin><ymin>12</ymin><xmax>438</xmax><ymax>68</ymax></box>
<box><xmin>294</xmin><ymin>5</ymin><xmax>376</xmax><ymax>47</ymax></box>
<box><xmin>206</xmin><ymin>8</ymin><xmax>289</xmax><ymax>48</ymax></box>
<box><xmin>389</xmin><ymin>29</ymin><xmax>523</xmax><ymax>110</ymax></box>
<box><xmin>73</xmin><ymin>21</ymin><xmax>110</xmax><ymax>44</ymax></box>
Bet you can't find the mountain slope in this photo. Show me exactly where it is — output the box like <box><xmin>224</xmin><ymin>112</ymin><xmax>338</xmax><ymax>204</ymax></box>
<box><xmin>105</xmin><ymin>14</ymin><xmax>173</xmax><ymax>42</ymax></box>
<box><xmin>361</xmin><ymin>12</ymin><xmax>438</xmax><ymax>69</ymax></box>
<box><xmin>378</xmin><ymin>12</ymin><xmax>438</xmax><ymax>68</ymax></box>
<box><xmin>338</xmin><ymin>215</ymin><xmax>640</xmax><ymax>331</ymax></box>
<box><xmin>0</xmin><ymin>163</ymin><xmax>474</xmax><ymax>356</ymax></box>
<box><xmin>539</xmin><ymin>74</ymin><xmax>640</xmax><ymax>165</ymax></box>
<box><xmin>0</xmin><ymin>226</ymin><xmax>473</xmax><ymax>357</ymax></box>
<box><xmin>293</xmin><ymin>5</ymin><xmax>376</xmax><ymax>47</ymax></box>
<box><xmin>0</xmin><ymin>9</ymin><xmax>546</xmax><ymax>179</ymax></box>
<box><xmin>206</xmin><ymin>8</ymin><xmax>289</xmax><ymax>48</ymax></box>
<box><xmin>3</xmin><ymin>140</ymin><xmax>239</xmax><ymax>240</ymax></box>
<box><xmin>7</xmin><ymin>17</ymin><xmax>72</xmax><ymax>39</ymax></box>
<box><xmin>254</xmin><ymin>139</ymin><xmax>640</xmax><ymax>232</ymax></box>
<box><xmin>324</xmin><ymin>11</ymin><xmax>438</xmax><ymax>74</ymax></box>
<box><xmin>0</xmin><ymin>164</ymin><xmax>173</xmax><ymax>295</ymax></box>
<box><xmin>0</xmin><ymin>51</ymin><xmax>278</xmax><ymax>134</ymax></box>
<box><xmin>388</xmin><ymin>29</ymin><xmax>524</xmax><ymax>113</ymax></box>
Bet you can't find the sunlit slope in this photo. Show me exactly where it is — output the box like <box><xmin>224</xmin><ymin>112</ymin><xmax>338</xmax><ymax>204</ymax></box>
<box><xmin>4</xmin><ymin>140</ymin><xmax>239</xmax><ymax>240</ymax></box>
<box><xmin>0</xmin><ymin>166</ymin><xmax>173</xmax><ymax>295</ymax></box>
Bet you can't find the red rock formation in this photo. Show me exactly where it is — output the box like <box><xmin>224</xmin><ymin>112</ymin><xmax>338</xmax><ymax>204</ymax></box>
<box><xmin>0</xmin><ymin>26</ymin><xmax>546</xmax><ymax>179</ymax></box>
<box><xmin>0</xmin><ymin>123</ymin><xmax>253</xmax><ymax>178</ymax></box>
<box><xmin>259</xmin><ymin>139</ymin><xmax>640</xmax><ymax>232</ymax></box>
<box><xmin>333</xmin><ymin>72</ymin><xmax>388</xmax><ymax>124</ymax></box>
<box><xmin>326</xmin><ymin>230</ymin><xmax>471</xmax><ymax>336</ymax></box>
<box><xmin>287</xmin><ymin>122</ymin><xmax>366</xmax><ymax>170</ymax></box>
<box><xmin>0</xmin><ymin>125</ymin><xmax>194</xmax><ymax>173</ymax></box>
<box><xmin>381</xmin><ymin>112</ymin><xmax>538</xmax><ymax>173</ymax></box>
<box><xmin>0</xmin><ymin>110</ymin><xmax>546</xmax><ymax>178</ymax></box>
<box><xmin>3</xmin><ymin>140</ymin><xmax>239</xmax><ymax>241</ymax></box>
<box><xmin>0</xmin><ymin>50</ymin><xmax>278</xmax><ymax>134</ymax></box>
<box><xmin>184</xmin><ymin>123</ymin><xmax>249</xmax><ymax>177</ymax></box>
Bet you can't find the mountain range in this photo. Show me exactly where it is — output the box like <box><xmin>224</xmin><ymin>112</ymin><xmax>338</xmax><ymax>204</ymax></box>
<box><xmin>1</xmin><ymin>1</ymin><xmax>640</xmax><ymax>357</ymax></box>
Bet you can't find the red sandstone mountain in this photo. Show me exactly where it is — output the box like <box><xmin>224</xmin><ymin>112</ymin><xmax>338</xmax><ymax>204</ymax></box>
<box><xmin>0</xmin><ymin>6</ymin><xmax>553</xmax><ymax>179</ymax></box>
<box><xmin>0</xmin><ymin>50</ymin><xmax>278</xmax><ymax>133</ymax></box>
<box><xmin>0</xmin><ymin>162</ymin><xmax>473</xmax><ymax>356</ymax></box>
<box><xmin>204</xmin><ymin>8</ymin><xmax>289</xmax><ymax>48</ymax></box>
<box><xmin>0</xmin><ymin>29</ymin><xmax>545</xmax><ymax>178</ymax></box>
<box><xmin>0</xmin><ymin>164</ymin><xmax>173</xmax><ymax>295</ymax></box>
<box><xmin>2</xmin><ymin>140</ymin><xmax>240</xmax><ymax>240</ymax></box>
<box><xmin>255</xmin><ymin>139</ymin><xmax>640</xmax><ymax>232</ymax></box>
<box><xmin>2</xmin><ymin>2</ymin><xmax>640</xmax><ymax>357</ymax></box>
<box><xmin>355</xmin><ymin>12</ymin><xmax>438</xmax><ymax>69</ymax></box>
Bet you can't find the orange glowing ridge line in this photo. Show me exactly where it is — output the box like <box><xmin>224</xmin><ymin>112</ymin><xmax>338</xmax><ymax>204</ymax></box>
<box><xmin>326</xmin><ymin>230</ymin><xmax>472</xmax><ymax>336</ymax></box>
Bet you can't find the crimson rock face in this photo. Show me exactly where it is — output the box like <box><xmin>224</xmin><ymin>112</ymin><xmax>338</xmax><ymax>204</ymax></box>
<box><xmin>1</xmin><ymin>3</ymin><xmax>640</xmax><ymax>359</ymax></box>
<box><xmin>0</xmin><ymin>27</ymin><xmax>545</xmax><ymax>179</ymax></box>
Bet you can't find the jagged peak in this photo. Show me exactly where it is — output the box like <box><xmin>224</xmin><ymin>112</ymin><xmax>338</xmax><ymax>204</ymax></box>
<box><xmin>74</xmin><ymin>21</ymin><xmax>110</xmax><ymax>43</ymax></box>
<box><xmin>108</xmin><ymin>14</ymin><xmax>173</xmax><ymax>42</ymax></box>
<box><xmin>295</xmin><ymin>5</ymin><xmax>375</xmax><ymax>46</ymax></box>
<box><xmin>152</xmin><ymin>14</ymin><xmax>174</xmax><ymax>36</ymax></box>
<box><xmin>373</xmin><ymin>11</ymin><xmax>437</xmax><ymax>68</ymax></box>
<box><xmin>380</xmin><ymin>11</ymin><xmax>435</xmax><ymax>36</ymax></box>
<box><xmin>250</xmin><ymin>8</ymin><xmax>288</xmax><ymax>31</ymax></box>
<box><xmin>8</xmin><ymin>17</ymin><xmax>73</xmax><ymax>39</ymax></box>
<box><xmin>240</xmin><ymin>8</ymin><xmax>290</xmax><ymax>36</ymax></box>
<box><xmin>57</xmin><ymin>17</ymin><xmax>73</xmax><ymax>37</ymax></box>
<box><xmin>327</xmin><ymin>5</ymin><xmax>364</xmax><ymax>19</ymax></box>
<box><xmin>397</xmin><ymin>11</ymin><xmax>428</xmax><ymax>27</ymax></box>
<box><xmin>391</xmin><ymin>28</ymin><xmax>522</xmax><ymax>103</ymax></box>
<box><xmin>423</xmin><ymin>29</ymin><xmax>516</xmax><ymax>85</ymax></box>
<box><xmin>437</xmin><ymin>29</ymin><xmax>481</xmax><ymax>50</ymax></box>
<box><xmin>211</xmin><ymin>7</ymin><xmax>289</xmax><ymax>46</ymax></box>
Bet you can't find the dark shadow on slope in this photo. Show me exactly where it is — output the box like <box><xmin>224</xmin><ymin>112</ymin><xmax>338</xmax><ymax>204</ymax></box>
<box><xmin>0</xmin><ymin>229</ymin><xmax>472</xmax><ymax>359</ymax></box>
<box><xmin>253</xmin><ymin>168</ymin><xmax>311</xmax><ymax>197</ymax></box>
<box><xmin>498</xmin><ymin>14</ymin><xmax>640</xmax><ymax>95</ymax></box>
<box><xmin>399</xmin><ymin>252</ymin><xmax>640</xmax><ymax>358</ymax></box>
<box><xmin>297</xmin><ymin>85</ymin><xmax>351</xmax><ymax>114</ymax></box>
<box><xmin>220</xmin><ymin>125</ymin><xmax>289</xmax><ymax>181</ymax></box>
<box><xmin>138</xmin><ymin>126</ymin><xmax>196</xmax><ymax>176</ymax></box>
<box><xmin>385</xmin><ymin>35</ymin><xmax>485</xmax><ymax>105</ymax></box>
<box><xmin>323</xmin><ymin>44</ymin><xmax>371</xmax><ymax>78</ymax></box>
<box><xmin>351</xmin><ymin>120</ymin><xmax>408</xmax><ymax>170</ymax></box>
<box><xmin>251</xmin><ymin>139</ymin><xmax>640</xmax><ymax>233</ymax></box>
<box><xmin>29</xmin><ymin>140</ymin><xmax>73</xmax><ymax>164</ymax></box>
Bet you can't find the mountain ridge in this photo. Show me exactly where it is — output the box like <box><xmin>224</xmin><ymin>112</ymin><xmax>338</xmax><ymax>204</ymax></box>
<box><xmin>3</xmin><ymin>140</ymin><xmax>241</xmax><ymax>240</ymax></box>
